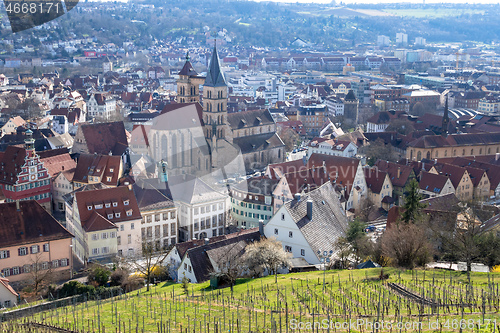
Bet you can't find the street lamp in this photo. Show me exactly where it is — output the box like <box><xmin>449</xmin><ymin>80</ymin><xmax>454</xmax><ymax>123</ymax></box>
<box><xmin>317</xmin><ymin>250</ymin><xmax>333</xmax><ymax>292</ymax></box>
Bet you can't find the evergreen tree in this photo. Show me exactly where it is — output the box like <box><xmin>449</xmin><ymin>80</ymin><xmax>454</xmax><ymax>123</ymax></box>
<box><xmin>401</xmin><ymin>178</ymin><xmax>426</xmax><ymax>224</ymax></box>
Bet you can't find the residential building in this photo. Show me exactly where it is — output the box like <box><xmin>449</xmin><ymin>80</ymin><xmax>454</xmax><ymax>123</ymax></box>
<box><xmin>324</xmin><ymin>96</ymin><xmax>344</xmax><ymax>117</ymax></box>
<box><xmin>374</xmin><ymin>160</ymin><xmax>415</xmax><ymax>205</ymax></box>
<box><xmin>87</xmin><ymin>93</ymin><xmax>116</xmax><ymax>120</ymax></box>
<box><xmin>418</xmin><ymin>171</ymin><xmax>455</xmax><ymax>198</ymax></box>
<box><xmin>134</xmin><ymin>179</ymin><xmax>178</xmax><ymax>249</ymax></box>
<box><xmin>297</xmin><ymin>103</ymin><xmax>329</xmax><ymax>138</ymax></box>
<box><xmin>263</xmin><ymin>182</ymin><xmax>347</xmax><ymax>265</ymax></box>
<box><xmin>72</xmin><ymin>121</ymin><xmax>129</xmax><ymax>157</ymax></box>
<box><xmin>0</xmin><ymin>116</ymin><xmax>25</xmax><ymax>137</ymax></box>
<box><xmin>230</xmin><ymin>176</ymin><xmax>278</xmax><ymax>229</ymax></box>
<box><xmin>364</xmin><ymin>167</ymin><xmax>393</xmax><ymax>209</ymax></box>
<box><xmin>65</xmin><ymin>185</ymin><xmax>142</xmax><ymax>263</ymax></box>
<box><xmin>478</xmin><ymin>94</ymin><xmax>500</xmax><ymax>114</ymax></box>
<box><xmin>177</xmin><ymin>228</ymin><xmax>261</xmax><ymax>283</ymax></box>
<box><xmin>0</xmin><ymin>277</ymin><xmax>18</xmax><ymax>308</ymax></box>
<box><xmin>366</xmin><ymin>110</ymin><xmax>408</xmax><ymax>133</ymax></box>
<box><xmin>0</xmin><ymin>200</ymin><xmax>73</xmax><ymax>287</ymax></box>
<box><xmin>72</xmin><ymin>154</ymin><xmax>123</xmax><ymax>189</ymax></box>
<box><xmin>307</xmin><ymin>137</ymin><xmax>357</xmax><ymax>158</ymax></box>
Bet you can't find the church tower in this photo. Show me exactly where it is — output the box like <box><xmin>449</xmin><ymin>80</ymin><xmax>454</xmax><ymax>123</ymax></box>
<box><xmin>177</xmin><ymin>52</ymin><xmax>204</xmax><ymax>103</ymax></box>
<box><xmin>442</xmin><ymin>95</ymin><xmax>450</xmax><ymax>136</ymax></box>
<box><xmin>202</xmin><ymin>45</ymin><xmax>232</xmax><ymax>144</ymax></box>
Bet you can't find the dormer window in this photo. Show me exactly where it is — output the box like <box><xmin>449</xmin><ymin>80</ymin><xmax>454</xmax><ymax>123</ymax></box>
<box><xmin>112</xmin><ymin>202</ymin><xmax>118</xmax><ymax>207</ymax></box>
<box><xmin>105</xmin><ymin>203</ymin><xmax>111</xmax><ymax>208</ymax></box>
<box><xmin>87</xmin><ymin>205</ymin><xmax>92</xmax><ymax>211</ymax></box>
<box><xmin>124</xmin><ymin>200</ymin><xmax>129</xmax><ymax>206</ymax></box>
<box><xmin>107</xmin><ymin>177</ymin><xmax>112</xmax><ymax>182</ymax></box>
<box><xmin>110</xmin><ymin>168</ymin><xmax>114</xmax><ymax>173</ymax></box>
<box><xmin>96</xmin><ymin>169</ymin><xmax>101</xmax><ymax>173</ymax></box>
<box><xmin>126</xmin><ymin>210</ymin><xmax>133</xmax><ymax>217</ymax></box>
<box><xmin>115</xmin><ymin>212</ymin><xmax>121</xmax><ymax>218</ymax></box>
<box><xmin>95</xmin><ymin>204</ymin><xmax>103</xmax><ymax>209</ymax></box>
<box><xmin>108</xmin><ymin>213</ymin><xmax>113</xmax><ymax>219</ymax></box>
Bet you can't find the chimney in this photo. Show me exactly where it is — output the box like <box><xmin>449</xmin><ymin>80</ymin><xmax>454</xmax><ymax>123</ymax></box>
<box><xmin>259</xmin><ymin>220</ymin><xmax>264</xmax><ymax>236</ymax></box>
<box><xmin>496</xmin><ymin>153</ymin><xmax>500</xmax><ymax>161</ymax></box>
<box><xmin>128</xmin><ymin>184</ymin><xmax>132</xmax><ymax>191</ymax></box>
<box><xmin>294</xmin><ymin>193</ymin><xmax>301</xmax><ymax>201</ymax></box>
<box><xmin>61</xmin><ymin>165</ymin><xmax>64</xmax><ymax>171</ymax></box>
<box><xmin>397</xmin><ymin>167</ymin><xmax>401</xmax><ymax>178</ymax></box>
<box><xmin>204</xmin><ymin>238</ymin><xmax>209</xmax><ymax>245</ymax></box>
<box><xmin>306</xmin><ymin>200</ymin><xmax>313</xmax><ymax>220</ymax></box>
<box><xmin>16</xmin><ymin>200</ymin><xmax>20</xmax><ymax>211</ymax></box>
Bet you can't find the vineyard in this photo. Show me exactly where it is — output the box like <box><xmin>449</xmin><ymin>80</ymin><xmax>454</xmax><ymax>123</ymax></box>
<box><xmin>2</xmin><ymin>268</ymin><xmax>500</xmax><ymax>333</ymax></box>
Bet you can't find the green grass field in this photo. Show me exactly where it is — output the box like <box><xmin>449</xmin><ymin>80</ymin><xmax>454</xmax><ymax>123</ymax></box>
<box><xmin>2</xmin><ymin>268</ymin><xmax>500</xmax><ymax>332</ymax></box>
<box><xmin>383</xmin><ymin>9</ymin><xmax>485</xmax><ymax>18</ymax></box>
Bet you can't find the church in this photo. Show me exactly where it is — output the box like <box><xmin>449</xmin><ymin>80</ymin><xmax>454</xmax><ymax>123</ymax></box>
<box><xmin>131</xmin><ymin>46</ymin><xmax>285</xmax><ymax>180</ymax></box>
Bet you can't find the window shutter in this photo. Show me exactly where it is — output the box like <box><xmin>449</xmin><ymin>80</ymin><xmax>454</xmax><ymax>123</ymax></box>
<box><xmin>18</xmin><ymin>248</ymin><xmax>21</xmax><ymax>256</ymax></box>
<box><xmin>59</xmin><ymin>259</ymin><xmax>62</xmax><ymax>267</ymax></box>
<box><xmin>9</xmin><ymin>268</ymin><xmax>13</xmax><ymax>276</ymax></box>
<box><xmin>6</xmin><ymin>250</ymin><xmax>9</xmax><ymax>258</ymax></box>
<box><xmin>37</xmin><ymin>245</ymin><xmax>40</xmax><ymax>253</ymax></box>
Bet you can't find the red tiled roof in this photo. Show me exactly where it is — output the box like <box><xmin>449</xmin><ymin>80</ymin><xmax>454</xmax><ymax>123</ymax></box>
<box><xmin>419</xmin><ymin>171</ymin><xmax>451</xmax><ymax>194</ymax></box>
<box><xmin>364</xmin><ymin>167</ymin><xmax>387</xmax><ymax>194</ymax></box>
<box><xmin>79</xmin><ymin>122</ymin><xmax>128</xmax><ymax>156</ymax></box>
<box><xmin>73</xmin><ymin>154</ymin><xmax>121</xmax><ymax>186</ymax></box>
<box><xmin>375</xmin><ymin>160</ymin><xmax>414</xmax><ymax>188</ymax></box>
<box><xmin>75</xmin><ymin>186</ymin><xmax>141</xmax><ymax>229</ymax></box>
<box><xmin>0</xmin><ymin>200</ymin><xmax>73</xmax><ymax>248</ymax></box>
<box><xmin>40</xmin><ymin>153</ymin><xmax>76</xmax><ymax>178</ymax></box>
<box><xmin>0</xmin><ymin>277</ymin><xmax>18</xmax><ymax>297</ymax></box>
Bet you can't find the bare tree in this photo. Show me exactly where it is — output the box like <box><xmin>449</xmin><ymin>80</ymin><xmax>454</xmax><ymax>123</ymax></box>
<box><xmin>277</xmin><ymin>127</ymin><xmax>300</xmax><ymax>152</ymax></box>
<box><xmin>125</xmin><ymin>241</ymin><xmax>170</xmax><ymax>292</ymax></box>
<box><xmin>333</xmin><ymin>237</ymin><xmax>352</xmax><ymax>269</ymax></box>
<box><xmin>243</xmin><ymin>237</ymin><xmax>291</xmax><ymax>283</ymax></box>
<box><xmin>208</xmin><ymin>241</ymin><xmax>247</xmax><ymax>293</ymax></box>
<box><xmin>359</xmin><ymin>138</ymin><xmax>396</xmax><ymax>166</ymax></box>
<box><xmin>27</xmin><ymin>253</ymin><xmax>53</xmax><ymax>295</ymax></box>
<box><xmin>440</xmin><ymin>201</ymin><xmax>484</xmax><ymax>283</ymax></box>
<box><xmin>381</xmin><ymin>222</ymin><xmax>432</xmax><ymax>269</ymax></box>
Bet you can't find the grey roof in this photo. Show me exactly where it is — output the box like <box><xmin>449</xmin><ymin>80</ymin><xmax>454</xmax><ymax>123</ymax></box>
<box><xmin>133</xmin><ymin>179</ymin><xmax>175</xmax><ymax>211</ymax></box>
<box><xmin>185</xmin><ymin>228</ymin><xmax>262</xmax><ymax>282</ymax></box>
<box><xmin>234</xmin><ymin>176</ymin><xmax>279</xmax><ymax>196</ymax></box>
<box><xmin>204</xmin><ymin>45</ymin><xmax>226</xmax><ymax>88</ymax></box>
<box><xmin>357</xmin><ymin>260</ymin><xmax>381</xmax><ymax>269</ymax></box>
<box><xmin>481</xmin><ymin>214</ymin><xmax>500</xmax><ymax>233</ymax></box>
<box><xmin>47</xmin><ymin>133</ymin><xmax>74</xmax><ymax>149</ymax></box>
<box><xmin>227</xmin><ymin>109</ymin><xmax>275</xmax><ymax>131</ymax></box>
<box><xmin>284</xmin><ymin>182</ymin><xmax>348</xmax><ymax>258</ymax></box>
<box><xmin>168</xmin><ymin>175</ymin><xmax>227</xmax><ymax>205</ymax></box>
<box><xmin>233</xmin><ymin>132</ymin><xmax>284</xmax><ymax>154</ymax></box>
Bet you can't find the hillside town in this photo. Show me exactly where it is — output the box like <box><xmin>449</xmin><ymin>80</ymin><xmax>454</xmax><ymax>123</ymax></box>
<box><xmin>0</xmin><ymin>2</ymin><xmax>500</xmax><ymax>313</ymax></box>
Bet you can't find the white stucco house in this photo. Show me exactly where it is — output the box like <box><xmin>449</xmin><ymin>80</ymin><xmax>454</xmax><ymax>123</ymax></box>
<box><xmin>263</xmin><ymin>182</ymin><xmax>348</xmax><ymax>265</ymax></box>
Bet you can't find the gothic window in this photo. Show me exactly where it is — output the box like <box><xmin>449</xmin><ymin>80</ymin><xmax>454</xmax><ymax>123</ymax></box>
<box><xmin>171</xmin><ymin>134</ymin><xmax>178</xmax><ymax>168</ymax></box>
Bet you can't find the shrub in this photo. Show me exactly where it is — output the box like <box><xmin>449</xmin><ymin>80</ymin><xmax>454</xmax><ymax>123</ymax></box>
<box><xmin>121</xmin><ymin>275</ymin><xmax>144</xmax><ymax>292</ymax></box>
<box><xmin>59</xmin><ymin>281</ymin><xmax>95</xmax><ymax>298</ymax></box>
<box><xmin>110</xmin><ymin>269</ymin><xmax>128</xmax><ymax>287</ymax></box>
<box><xmin>87</xmin><ymin>265</ymin><xmax>111</xmax><ymax>287</ymax></box>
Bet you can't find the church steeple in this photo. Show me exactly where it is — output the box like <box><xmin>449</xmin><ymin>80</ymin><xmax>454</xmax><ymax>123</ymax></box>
<box><xmin>204</xmin><ymin>44</ymin><xmax>226</xmax><ymax>88</ymax></box>
<box><xmin>176</xmin><ymin>50</ymin><xmax>203</xmax><ymax>103</ymax></box>
<box><xmin>442</xmin><ymin>95</ymin><xmax>450</xmax><ymax>136</ymax></box>
<box><xmin>202</xmin><ymin>44</ymin><xmax>230</xmax><ymax>143</ymax></box>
